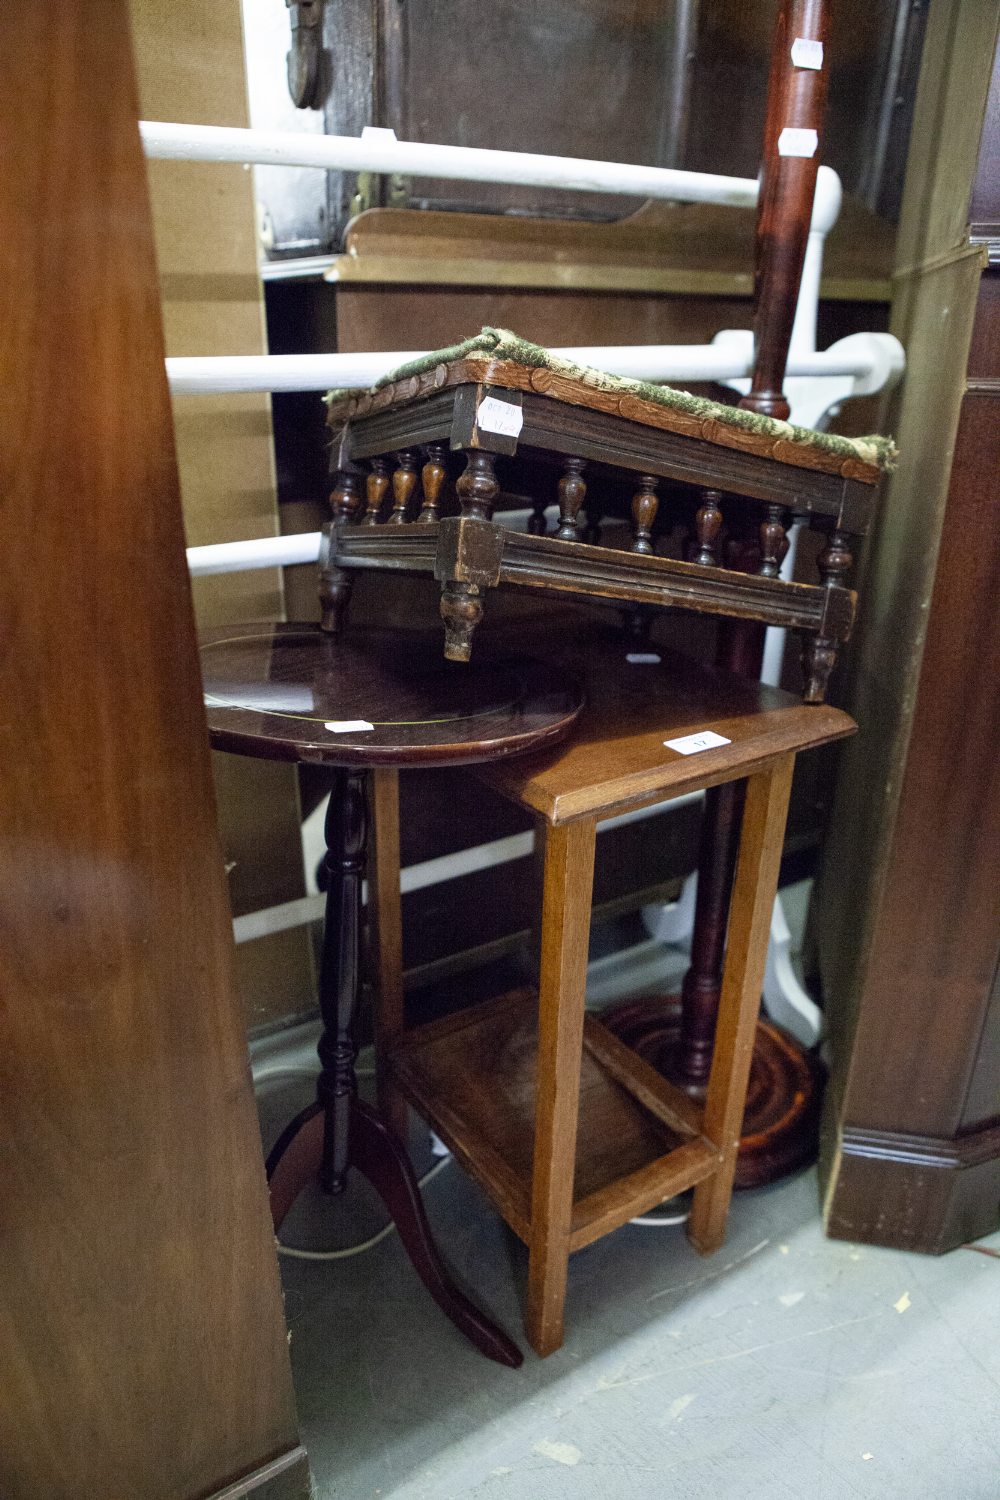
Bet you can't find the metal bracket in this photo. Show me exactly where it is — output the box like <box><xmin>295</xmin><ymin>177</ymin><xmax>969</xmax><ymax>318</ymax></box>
<box><xmin>285</xmin><ymin>0</ymin><xmax>325</xmax><ymax>109</ymax></box>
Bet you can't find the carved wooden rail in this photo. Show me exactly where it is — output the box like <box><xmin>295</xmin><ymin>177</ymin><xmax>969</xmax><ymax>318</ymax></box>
<box><xmin>323</xmin><ymin>357</ymin><xmax>877</xmax><ymax>702</ymax></box>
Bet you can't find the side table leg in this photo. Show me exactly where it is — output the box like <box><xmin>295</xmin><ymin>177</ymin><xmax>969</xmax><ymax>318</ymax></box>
<box><xmin>368</xmin><ymin>768</ymin><xmax>409</xmax><ymax>1142</ymax></box>
<box><xmin>689</xmin><ymin>756</ymin><xmax>795</xmax><ymax>1254</ymax></box>
<box><xmin>527</xmin><ymin>818</ymin><xmax>597</xmax><ymax>1357</ymax></box>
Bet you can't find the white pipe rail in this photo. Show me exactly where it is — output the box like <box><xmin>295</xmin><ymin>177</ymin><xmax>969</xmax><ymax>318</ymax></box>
<box><xmin>167</xmin><ymin>342</ymin><xmax>879</xmax><ymax>397</ymax></box>
<box><xmin>141</xmin><ymin>120</ymin><xmax>761</xmax><ymax>209</ymax></box>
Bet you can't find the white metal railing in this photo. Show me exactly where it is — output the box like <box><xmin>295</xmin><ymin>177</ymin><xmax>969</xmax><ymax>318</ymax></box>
<box><xmin>161</xmin><ymin>116</ymin><xmax>902</xmax><ymax>1013</ymax></box>
<box><xmin>166</xmin><ymin>340</ymin><xmax>880</xmax><ymax>397</ymax></box>
<box><xmin>141</xmin><ymin>120</ymin><xmax>767</xmax><ymax>210</ymax></box>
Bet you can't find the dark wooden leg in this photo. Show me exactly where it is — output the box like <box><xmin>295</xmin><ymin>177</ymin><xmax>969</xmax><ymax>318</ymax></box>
<box><xmin>802</xmin><ymin>528</ymin><xmax>852</xmax><ymax>702</ymax></box>
<box><xmin>266</xmin><ymin>770</ymin><xmax>522</xmax><ymax>1365</ymax></box>
<box><xmin>318</xmin><ymin>554</ymin><xmax>353</xmax><ymax>635</ymax></box>
<box><xmin>440</xmin><ymin>580</ymin><xmax>484</xmax><ymax>662</ymax></box>
<box><xmin>351</xmin><ymin>1100</ymin><xmax>522</xmax><ymax>1367</ymax></box>
<box><xmin>602</xmin><ymin>612</ymin><xmax>822</xmax><ymax>1185</ymax></box>
<box><xmin>438</xmin><ymin>450</ymin><xmax>500</xmax><ymax>660</ymax></box>
<box><xmin>689</xmin><ymin>757</ymin><xmax>795</xmax><ymax>1251</ymax></box>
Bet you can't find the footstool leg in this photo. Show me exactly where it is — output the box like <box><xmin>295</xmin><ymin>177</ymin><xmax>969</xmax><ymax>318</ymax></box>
<box><xmin>368</xmin><ymin>768</ymin><xmax>409</xmax><ymax>1142</ymax></box>
<box><xmin>527</xmin><ymin>818</ymin><xmax>597</xmax><ymax>1356</ymax></box>
<box><xmin>688</xmin><ymin>756</ymin><xmax>795</xmax><ymax>1253</ymax></box>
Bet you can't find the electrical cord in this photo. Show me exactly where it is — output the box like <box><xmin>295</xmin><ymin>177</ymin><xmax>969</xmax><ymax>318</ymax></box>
<box><xmin>265</xmin><ymin>1062</ymin><xmax>688</xmax><ymax>1259</ymax></box>
<box><xmin>276</xmin><ymin>1154</ymin><xmax>452</xmax><ymax>1261</ymax></box>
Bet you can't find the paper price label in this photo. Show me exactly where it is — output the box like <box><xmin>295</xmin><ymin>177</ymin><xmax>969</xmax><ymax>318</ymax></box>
<box><xmin>325</xmin><ymin>720</ymin><xmax>374</xmax><ymax>733</ymax></box>
<box><xmin>477</xmin><ymin>396</ymin><xmax>524</xmax><ymax>438</ymax></box>
<box><xmin>791</xmin><ymin>37</ymin><xmax>824</xmax><ymax>70</ymax></box>
<box><xmin>778</xmin><ymin>127</ymin><xmax>819</xmax><ymax>158</ymax></box>
<box><xmin>663</xmin><ymin>730</ymin><xmax>732</xmax><ymax>756</ymax></box>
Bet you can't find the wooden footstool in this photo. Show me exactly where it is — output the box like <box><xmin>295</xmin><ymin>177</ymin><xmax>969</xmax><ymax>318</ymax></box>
<box><xmin>371</xmin><ymin>629</ymin><xmax>855</xmax><ymax>1355</ymax></box>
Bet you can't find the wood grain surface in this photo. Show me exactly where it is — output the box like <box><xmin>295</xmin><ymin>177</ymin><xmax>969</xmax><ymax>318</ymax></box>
<box><xmin>0</xmin><ymin>7</ymin><xmax>306</xmax><ymax>1497</ymax></box>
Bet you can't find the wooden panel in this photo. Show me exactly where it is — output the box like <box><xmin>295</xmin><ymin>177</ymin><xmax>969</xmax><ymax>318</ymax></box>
<box><xmin>0</xmin><ymin>6</ymin><xmax>306</xmax><ymax>1497</ymax></box>
<box><xmin>834</xmin><ymin>392</ymin><xmax>1000</xmax><ymax>1138</ymax></box>
<box><xmin>130</xmin><ymin>0</ymin><xmax>316</xmax><ymax>1031</ymax></box>
<box><xmin>817</xmin><ymin>7</ymin><xmax>1000</xmax><ymax>1254</ymax></box>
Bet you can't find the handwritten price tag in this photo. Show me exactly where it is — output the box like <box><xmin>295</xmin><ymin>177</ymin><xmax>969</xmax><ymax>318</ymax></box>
<box><xmin>477</xmin><ymin>396</ymin><xmax>524</xmax><ymax>438</ymax></box>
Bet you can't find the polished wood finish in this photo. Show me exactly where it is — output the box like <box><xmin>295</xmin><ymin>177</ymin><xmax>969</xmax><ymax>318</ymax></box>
<box><xmin>0</xmin><ymin>6</ymin><xmax>306</xmax><ymax>1495</ymax></box>
<box><xmin>381</xmin><ymin>634</ymin><xmax>853</xmax><ymax>1353</ymax></box>
<box><xmin>203</xmin><ymin>634</ymin><xmax>586</xmax><ymax>1365</ymax></box>
<box><xmin>815</xmin><ymin>10</ymin><xmax>1000</xmax><ymax>1253</ymax></box>
<box><xmin>389</xmin><ymin>449</ymin><xmax>420</xmax><ymax>524</ymax></box>
<box><xmin>742</xmin><ymin>0</ymin><xmax>831</xmax><ymax>419</ymax></box>
<box><xmin>419</xmin><ymin>443</ymin><xmax>448</xmax><ymax>522</ymax></box>
<box><xmin>363</xmin><ymin>455</ymin><xmax>390</xmax><ymax>524</ymax></box>
<box><xmin>527</xmin><ymin>819</ymin><xmax>597</xmax><ymax>1355</ymax></box>
<box><xmin>200</xmin><ymin>623</ymin><xmax>583</xmax><ymax>766</ymax></box>
<box><xmin>477</xmin><ymin>629</ymin><xmax>853</xmax><ymax>825</ymax></box>
<box><xmin>325</xmin><ymin>352</ymin><xmax>880</xmax><ymax>686</ymax></box>
<box><xmin>262</xmin><ymin>770</ymin><xmax>522</xmax><ymax>1369</ymax></box>
<box><xmin>630</xmin><ymin>473</ymin><xmax>660</xmax><ymax>555</ymax></box>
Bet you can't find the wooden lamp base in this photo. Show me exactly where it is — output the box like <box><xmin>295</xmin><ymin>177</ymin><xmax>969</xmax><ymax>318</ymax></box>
<box><xmin>600</xmin><ymin>996</ymin><xmax>824</xmax><ymax>1189</ymax></box>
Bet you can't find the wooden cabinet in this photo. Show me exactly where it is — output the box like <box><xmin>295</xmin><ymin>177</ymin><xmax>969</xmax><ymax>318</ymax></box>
<box><xmin>815</xmin><ymin>11</ymin><xmax>1000</xmax><ymax>1254</ymax></box>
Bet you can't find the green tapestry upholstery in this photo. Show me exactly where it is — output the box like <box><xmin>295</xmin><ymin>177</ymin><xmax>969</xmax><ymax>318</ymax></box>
<box><xmin>327</xmin><ymin>326</ymin><xmax>897</xmax><ymax>473</ymax></box>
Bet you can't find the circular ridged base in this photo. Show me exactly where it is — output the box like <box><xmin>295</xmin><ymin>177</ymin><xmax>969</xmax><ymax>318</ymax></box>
<box><xmin>600</xmin><ymin>995</ymin><xmax>824</xmax><ymax>1189</ymax></box>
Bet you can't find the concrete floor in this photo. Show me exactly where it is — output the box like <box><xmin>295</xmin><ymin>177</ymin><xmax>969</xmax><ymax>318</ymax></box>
<box><xmin>255</xmin><ymin>884</ymin><xmax>999</xmax><ymax>1498</ymax></box>
<box><xmin>261</xmin><ymin>1074</ymin><xmax>1000</xmax><ymax>1500</ymax></box>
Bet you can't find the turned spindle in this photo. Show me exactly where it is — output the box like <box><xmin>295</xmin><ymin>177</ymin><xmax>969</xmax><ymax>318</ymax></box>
<box><xmin>388</xmin><ymin>450</ymin><xmax>419</xmax><ymax>525</ymax></box>
<box><xmin>740</xmin><ymin>0</ymin><xmax>830</xmax><ymax>420</ymax></box>
<box><xmin>527</xmin><ymin>494</ymin><xmax>549</xmax><ymax>535</ymax></box>
<box><xmin>315</xmin><ymin>770</ymin><xmax>366</xmax><ymax>1193</ymax></box>
<box><xmin>802</xmin><ymin>528</ymin><xmax>851</xmax><ymax>702</ymax></box>
<box><xmin>758</xmin><ymin>504</ymin><xmax>789</xmax><ymax>578</ymax></box>
<box><xmin>694</xmin><ymin>488</ymin><xmax>724</xmax><ymax>566</ymax></box>
<box><xmin>555</xmin><ymin>457</ymin><xmax>587</xmax><ymax>541</ymax></box>
<box><xmin>456</xmin><ymin>450</ymin><xmax>499</xmax><ymax>523</ymax></box>
<box><xmin>363</xmin><ymin>457</ymin><xmax>390</xmax><ymax>525</ymax></box>
<box><xmin>418</xmin><ymin>443</ymin><xmax>447</xmax><ymax>523</ymax></box>
<box><xmin>630</xmin><ymin>474</ymin><xmax>659</xmax><ymax>555</ymax></box>
<box><xmin>329</xmin><ymin>469</ymin><xmax>363</xmax><ymax>523</ymax></box>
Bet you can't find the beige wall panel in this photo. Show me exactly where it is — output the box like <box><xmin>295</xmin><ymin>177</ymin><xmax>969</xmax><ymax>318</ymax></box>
<box><xmin>130</xmin><ymin>0</ymin><xmax>315</xmax><ymax>1027</ymax></box>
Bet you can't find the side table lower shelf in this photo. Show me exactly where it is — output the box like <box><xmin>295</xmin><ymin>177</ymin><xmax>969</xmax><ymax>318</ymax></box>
<box><xmin>388</xmin><ymin>988</ymin><xmax>722</xmax><ymax>1254</ymax></box>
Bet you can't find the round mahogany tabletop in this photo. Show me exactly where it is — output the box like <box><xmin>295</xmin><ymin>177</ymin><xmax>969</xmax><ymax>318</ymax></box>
<box><xmin>200</xmin><ymin>623</ymin><xmax>584</xmax><ymax>767</ymax></box>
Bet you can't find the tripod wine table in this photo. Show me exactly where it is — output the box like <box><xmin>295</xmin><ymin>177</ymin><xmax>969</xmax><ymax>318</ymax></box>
<box><xmin>200</xmin><ymin>622</ymin><xmax>583</xmax><ymax>1368</ymax></box>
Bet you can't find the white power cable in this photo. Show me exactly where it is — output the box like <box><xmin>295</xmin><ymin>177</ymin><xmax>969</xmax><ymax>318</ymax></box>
<box><xmin>270</xmin><ymin>1062</ymin><xmax>455</xmax><ymax>1262</ymax></box>
<box><xmin>276</xmin><ymin>1154</ymin><xmax>452</xmax><ymax>1261</ymax></box>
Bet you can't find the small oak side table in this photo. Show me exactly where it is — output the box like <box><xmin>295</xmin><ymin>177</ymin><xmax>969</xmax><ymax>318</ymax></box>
<box><xmin>200</xmin><ymin>622</ymin><xmax>583</xmax><ymax>1368</ymax></box>
<box><xmin>372</xmin><ymin>629</ymin><xmax>855</xmax><ymax>1356</ymax></box>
